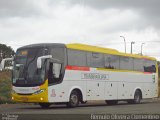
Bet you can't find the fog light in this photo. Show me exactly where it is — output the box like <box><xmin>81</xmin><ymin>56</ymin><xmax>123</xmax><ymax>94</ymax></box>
<box><xmin>12</xmin><ymin>97</ymin><xmax>14</xmax><ymax>100</ymax></box>
<box><xmin>40</xmin><ymin>97</ymin><xmax>43</xmax><ymax>101</ymax></box>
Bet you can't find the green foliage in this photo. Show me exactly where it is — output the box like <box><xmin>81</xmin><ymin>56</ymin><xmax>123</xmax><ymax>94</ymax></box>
<box><xmin>0</xmin><ymin>44</ymin><xmax>15</xmax><ymax>62</ymax></box>
<box><xmin>0</xmin><ymin>71</ymin><xmax>13</xmax><ymax>104</ymax></box>
<box><xmin>158</xmin><ymin>61</ymin><xmax>160</xmax><ymax>76</ymax></box>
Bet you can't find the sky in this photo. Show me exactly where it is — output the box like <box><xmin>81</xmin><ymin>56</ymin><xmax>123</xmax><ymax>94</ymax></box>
<box><xmin>0</xmin><ymin>0</ymin><xmax>159</xmax><ymax>60</ymax></box>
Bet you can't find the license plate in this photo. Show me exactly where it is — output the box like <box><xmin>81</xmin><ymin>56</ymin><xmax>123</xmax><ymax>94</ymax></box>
<box><xmin>21</xmin><ymin>97</ymin><xmax>28</xmax><ymax>102</ymax></box>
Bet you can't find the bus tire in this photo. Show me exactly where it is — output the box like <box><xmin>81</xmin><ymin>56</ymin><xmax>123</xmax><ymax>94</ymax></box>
<box><xmin>81</xmin><ymin>101</ymin><xmax>87</xmax><ymax>104</ymax></box>
<box><xmin>128</xmin><ymin>90</ymin><xmax>142</xmax><ymax>104</ymax></box>
<box><xmin>39</xmin><ymin>103</ymin><xmax>51</xmax><ymax>108</ymax></box>
<box><xmin>105</xmin><ymin>100</ymin><xmax>118</xmax><ymax>105</ymax></box>
<box><xmin>67</xmin><ymin>90</ymin><xmax>79</xmax><ymax>108</ymax></box>
<box><xmin>134</xmin><ymin>90</ymin><xmax>142</xmax><ymax>104</ymax></box>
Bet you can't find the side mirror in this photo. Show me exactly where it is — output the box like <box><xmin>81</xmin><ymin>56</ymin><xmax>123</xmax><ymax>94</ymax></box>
<box><xmin>37</xmin><ymin>55</ymin><xmax>52</xmax><ymax>69</ymax></box>
<box><xmin>0</xmin><ymin>57</ymin><xmax>13</xmax><ymax>70</ymax></box>
<box><xmin>53</xmin><ymin>63</ymin><xmax>61</xmax><ymax>78</ymax></box>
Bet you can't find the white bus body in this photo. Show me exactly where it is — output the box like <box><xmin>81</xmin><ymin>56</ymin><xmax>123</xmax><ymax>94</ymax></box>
<box><xmin>10</xmin><ymin>43</ymin><xmax>158</xmax><ymax>108</ymax></box>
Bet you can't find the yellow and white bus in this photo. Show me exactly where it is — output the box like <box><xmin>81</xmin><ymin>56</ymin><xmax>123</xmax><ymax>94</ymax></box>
<box><xmin>1</xmin><ymin>43</ymin><xmax>158</xmax><ymax>108</ymax></box>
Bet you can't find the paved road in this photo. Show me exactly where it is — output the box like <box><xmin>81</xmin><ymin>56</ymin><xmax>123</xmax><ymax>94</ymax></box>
<box><xmin>0</xmin><ymin>99</ymin><xmax>160</xmax><ymax>120</ymax></box>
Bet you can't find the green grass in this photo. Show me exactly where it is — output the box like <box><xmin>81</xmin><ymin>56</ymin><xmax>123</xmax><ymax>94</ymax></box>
<box><xmin>0</xmin><ymin>71</ymin><xmax>12</xmax><ymax>104</ymax></box>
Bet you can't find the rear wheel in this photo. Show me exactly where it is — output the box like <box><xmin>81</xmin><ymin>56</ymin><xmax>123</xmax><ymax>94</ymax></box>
<box><xmin>39</xmin><ymin>103</ymin><xmax>51</xmax><ymax>108</ymax></box>
<box><xmin>134</xmin><ymin>90</ymin><xmax>142</xmax><ymax>104</ymax></box>
<box><xmin>67</xmin><ymin>91</ymin><xmax>79</xmax><ymax>108</ymax></box>
<box><xmin>128</xmin><ymin>90</ymin><xmax>142</xmax><ymax>104</ymax></box>
<box><xmin>105</xmin><ymin>100</ymin><xmax>118</xmax><ymax>105</ymax></box>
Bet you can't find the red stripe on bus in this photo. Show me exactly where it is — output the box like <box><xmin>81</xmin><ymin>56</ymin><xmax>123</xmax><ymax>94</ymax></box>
<box><xmin>66</xmin><ymin>66</ymin><xmax>90</xmax><ymax>71</ymax></box>
<box><xmin>143</xmin><ymin>72</ymin><xmax>152</xmax><ymax>74</ymax></box>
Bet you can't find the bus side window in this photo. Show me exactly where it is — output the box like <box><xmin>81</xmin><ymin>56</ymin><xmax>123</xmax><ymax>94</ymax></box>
<box><xmin>143</xmin><ymin>60</ymin><xmax>156</xmax><ymax>73</ymax></box>
<box><xmin>104</xmin><ymin>55</ymin><xmax>119</xmax><ymax>69</ymax></box>
<box><xmin>133</xmin><ymin>58</ymin><xmax>144</xmax><ymax>72</ymax></box>
<box><xmin>120</xmin><ymin>56</ymin><xmax>133</xmax><ymax>71</ymax></box>
<box><xmin>87</xmin><ymin>52</ymin><xmax>104</xmax><ymax>68</ymax></box>
<box><xmin>48</xmin><ymin>62</ymin><xmax>54</xmax><ymax>84</ymax></box>
<box><xmin>152</xmin><ymin>65</ymin><xmax>156</xmax><ymax>73</ymax></box>
<box><xmin>68</xmin><ymin>49</ymin><xmax>87</xmax><ymax>67</ymax></box>
<box><xmin>48</xmin><ymin>62</ymin><xmax>62</xmax><ymax>84</ymax></box>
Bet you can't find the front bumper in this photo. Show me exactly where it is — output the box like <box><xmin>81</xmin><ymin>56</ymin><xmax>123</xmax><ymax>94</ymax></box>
<box><xmin>12</xmin><ymin>92</ymin><xmax>48</xmax><ymax>103</ymax></box>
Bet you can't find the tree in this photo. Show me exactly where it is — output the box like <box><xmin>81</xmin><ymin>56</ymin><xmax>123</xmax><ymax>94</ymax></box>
<box><xmin>0</xmin><ymin>44</ymin><xmax>15</xmax><ymax>62</ymax></box>
<box><xmin>158</xmin><ymin>61</ymin><xmax>160</xmax><ymax>76</ymax></box>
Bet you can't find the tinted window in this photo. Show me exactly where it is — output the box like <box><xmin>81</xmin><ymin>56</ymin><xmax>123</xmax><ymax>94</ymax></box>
<box><xmin>50</xmin><ymin>47</ymin><xmax>65</xmax><ymax>62</ymax></box>
<box><xmin>68</xmin><ymin>49</ymin><xmax>87</xmax><ymax>66</ymax></box>
<box><xmin>87</xmin><ymin>52</ymin><xmax>104</xmax><ymax>68</ymax></box>
<box><xmin>49</xmin><ymin>47</ymin><xmax>65</xmax><ymax>85</ymax></box>
<box><xmin>143</xmin><ymin>60</ymin><xmax>156</xmax><ymax>73</ymax></box>
<box><xmin>133</xmin><ymin>58</ymin><xmax>144</xmax><ymax>72</ymax></box>
<box><xmin>104</xmin><ymin>55</ymin><xmax>119</xmax><ymax>69</ymax></box>
<box><xmin>48</xmin><ymin>62</ymin><xmax>62</xmax><ymax>84</ymax></box>
<box><xmin>120</xmin><ymin>57</ymin><xmax>133</xmax><ymax>70</ymax></box>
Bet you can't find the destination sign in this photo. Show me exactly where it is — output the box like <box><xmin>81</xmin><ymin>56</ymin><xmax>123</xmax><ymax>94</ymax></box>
<box><xmin>16</xmin><ymin>50</ymin><xmax>28</xmax><ymax>56</ymax></box>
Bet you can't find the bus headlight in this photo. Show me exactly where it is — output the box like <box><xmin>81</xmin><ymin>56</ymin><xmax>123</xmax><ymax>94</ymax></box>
<box><xmin>34</xmin><ymin>89</ymin><xmax>45</xmax><ymax>94</ymax></box>
<box><xmin>12</xmin><ymin>97</ymin><xmax>14</xmax><ymax>100</ymax></box>
<box><xmin>11</xmin><ymin>90</ymin><xmax>16</xmax><ymax>94</ymax></box>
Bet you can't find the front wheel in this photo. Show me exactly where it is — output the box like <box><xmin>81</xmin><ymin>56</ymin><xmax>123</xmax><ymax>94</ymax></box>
<box><xmin>67</xmin><ymin>91</ymin><xmax>79</xmax><ymax>108</ymax></box>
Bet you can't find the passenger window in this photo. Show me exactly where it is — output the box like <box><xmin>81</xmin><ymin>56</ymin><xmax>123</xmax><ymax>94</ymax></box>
<box><xmin>104</xmin><ymin>55</ymin><xmax>119</xmax><ymax>69</ymax></box>
<box><xmin>143</xmin><ymin>60</ymin><xmax>156</xmax><ymax>73</ymax></box>
<box><xmin>120</xmin><ymin>57</ymin><xmax>133</xmax><ymax>70</ymax></box>
<box><xmin>68</xmin><ymin>49</ymin><xmax>87</xmax><ymax>66</ymax></box>
<box><xmin>133</xmin><ymin>58</ymin><xmax>144</xmax><ymax>72</ymax></box>
<box><xmin>87</xmin><ymin>52</ymin><xmax>104</xmax><ymax>68</ymax></box>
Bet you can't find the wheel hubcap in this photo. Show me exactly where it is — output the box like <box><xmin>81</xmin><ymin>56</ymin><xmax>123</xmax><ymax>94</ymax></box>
<box><xmin>135</xmin><ymin>94</ymin><xmax>140</xmax><ymax>103</ymax></box>
<box><xmin>71</xmin><ymin>95</ymin><xmax>78</xmax><ymax>104</ymax></box>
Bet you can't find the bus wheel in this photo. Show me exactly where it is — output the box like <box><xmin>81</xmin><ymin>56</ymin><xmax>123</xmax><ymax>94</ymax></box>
<box><xmin>133</xmin><ymin>90</ymin><xmax>142</xmax><ymax>104</ymax></box>
<box><xmin>39</xmin><ymin>103</ymin><xmax>51</xmax><ymax>108</ymax></box>
<box><xmin>81</xmin><ymin>101</ymin><xmax>87</xmax><ymax>104</ymax></box>
<box><xmin>67</xmin><ymin>91</ymin><xmax>79</xmax><ymax>108</ymax></box>
<box><xmin>128</xmin><ymin>90</ymin><xmax>142</xmax><ymax>104</ymax></box>
<box><xmin>105</xmin><ymin>100</ymin><xmax>118</xmax><ymax>105</ymax></box>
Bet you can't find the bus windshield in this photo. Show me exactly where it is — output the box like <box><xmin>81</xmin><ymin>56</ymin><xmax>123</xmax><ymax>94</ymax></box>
<box><xmin>13</xmin><ymin>48</ymin><xmax>46</xmax><ymax>87</ymax></box>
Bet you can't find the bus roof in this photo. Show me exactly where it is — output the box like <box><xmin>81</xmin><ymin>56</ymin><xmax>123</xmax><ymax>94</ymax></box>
<box><xmin>66</xmin><ymin>43</ymin><xmax>156</xmax><ymax>61</ymax></box>
<box><xmin>17</xmin><ymin>43</ymin><xmax>65</xmax><ymax>50</ymax></box>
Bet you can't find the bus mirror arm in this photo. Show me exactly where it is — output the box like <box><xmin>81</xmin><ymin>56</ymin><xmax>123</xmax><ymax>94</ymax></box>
<box><xmin>37</xmin><ymin>55</ymin><xmax>52</xmax><ymax>69</ymax></box>
<box><xmin>0</xmin><ymin>57</ymin><xmax>13</xmax><ymax>70</ymax></box>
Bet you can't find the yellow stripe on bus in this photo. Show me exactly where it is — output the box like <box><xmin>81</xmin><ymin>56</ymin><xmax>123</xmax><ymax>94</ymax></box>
<box><xmin>96</xmin><ymin>68</ymin><xmax>151</xmax><ymax>74</ymax></box>
<box><xmin>66</xmin><ymin>43</ymin><xmax>156</xmax><ymax>60</ymax></box>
